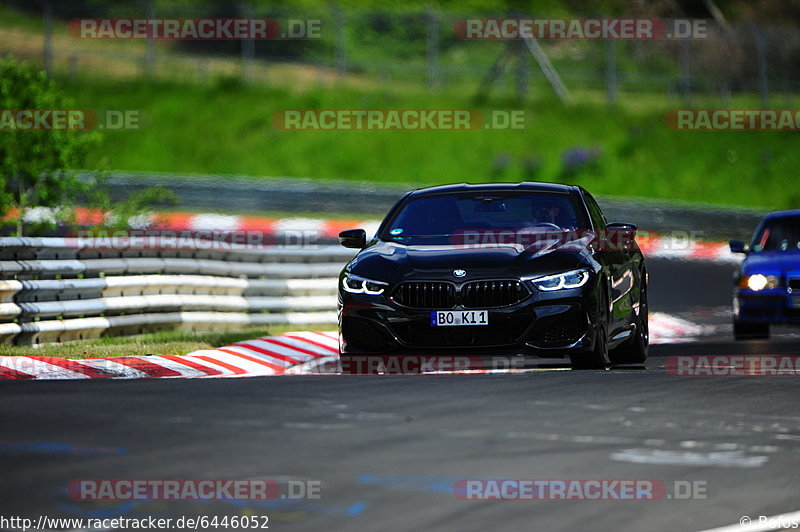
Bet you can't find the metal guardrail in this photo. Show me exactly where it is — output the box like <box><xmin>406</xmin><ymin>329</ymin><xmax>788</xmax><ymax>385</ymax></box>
<box><xmin>0</xmin><ymin>237</ymin><xmax>352</xmax><ymax>345</ymax></box>
<box><xmin>102</xmin><ymin>172</ymin><xmax>766</xmax><ymax>241</ymax></box>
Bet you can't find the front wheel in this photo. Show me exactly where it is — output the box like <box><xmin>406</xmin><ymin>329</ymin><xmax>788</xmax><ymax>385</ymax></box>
<box><xmin>570</xmin><ymin>322</ymin><xmax>608</xmax><ymax>369</ymax></box>
<box><xmin>610</xmin><ymin>281</ymin><xmax>649</xmax><ymax>365</ymax></box>
<box><xmin>571</xmin><ymin>290</ymin><xmax>609</xmax><ymax>370</ymax></box>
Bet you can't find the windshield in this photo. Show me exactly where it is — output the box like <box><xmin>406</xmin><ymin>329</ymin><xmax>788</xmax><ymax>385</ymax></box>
<box><xmin>382</xmin><ymin>192</ymin><xmax>587</xmax><ymax>244</ymax></box>
<box><xmin>752</xmin><ymin>216</ymin><xmax>800</xmax><ymax>252</ymax></box>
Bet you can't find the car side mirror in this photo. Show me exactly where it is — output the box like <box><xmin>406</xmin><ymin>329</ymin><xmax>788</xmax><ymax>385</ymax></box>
<box><xmin>601</xmin><ymin>222</ymin><xmax>638</xmax><ymax>252</ymax></box>
<box><xmin>605</xmin><ymin>222</ymin><xmax>638</xmax><ymax>236</ymax></box>
<box><xmin>339</xmin><ymin>229</ymin><xmax>367</xmax><ymax>249</ymax></box>
<box><xmin>729</xmin><ymin>240</ymin><xmax>749</xmax><ymax>254</ymax></box>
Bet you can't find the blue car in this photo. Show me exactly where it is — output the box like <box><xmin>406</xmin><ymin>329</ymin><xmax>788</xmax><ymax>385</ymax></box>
<box><xmin>730</xmin><ymin>210</ymin><xmax>800</xmax><ymax>340</ymax></box>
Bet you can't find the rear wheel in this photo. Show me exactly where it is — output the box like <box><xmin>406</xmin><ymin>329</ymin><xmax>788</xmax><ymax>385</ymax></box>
<box><xmin>609</xmin><ymin>279</ymin><xmax>649</xmax><ymax>365</ymax></box>
<box><xmin>733</xmin><ymin>320</ymin><xmax>770</xmax><ymax>340</ymax></box>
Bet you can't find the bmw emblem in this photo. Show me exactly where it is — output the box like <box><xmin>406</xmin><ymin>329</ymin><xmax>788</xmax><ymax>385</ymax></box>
<box><xmin>453</xmin><ymin>269</ymin><xmax>466</xmax><ymax>278</ymax></box>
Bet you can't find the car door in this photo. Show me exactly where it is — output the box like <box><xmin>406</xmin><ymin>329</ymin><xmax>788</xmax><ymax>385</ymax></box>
<box><xmin>582</xmin><ymin>190</ymin><xmax>635</xmax><ymax>337</ymax></box>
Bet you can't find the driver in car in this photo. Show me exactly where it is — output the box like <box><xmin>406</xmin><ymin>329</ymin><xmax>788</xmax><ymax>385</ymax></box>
<box><xmin>534</xmin><ymin>201</ymin><xmax>561</xmax><ymax>226</ymax></box>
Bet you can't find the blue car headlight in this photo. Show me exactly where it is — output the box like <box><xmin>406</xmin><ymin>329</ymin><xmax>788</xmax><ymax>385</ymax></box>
<box><xmin>526</xmin><ymin>269</ymin><xmax>590</xmax><ymax>292</ymax></box>
<box><xmin>740</xmin><ymin>274</ymin><xmax>780</xmax><ymax>291</ymax></box>
<box><xmin>342</xmin><ymin>274</ymin><xmax>388</xmax><ymax>295</ymax></box>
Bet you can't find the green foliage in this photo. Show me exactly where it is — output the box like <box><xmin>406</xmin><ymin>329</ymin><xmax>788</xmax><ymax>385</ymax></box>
<box><xmin>92</xmin><ymin>186</ymin><xmax>178</xmax><ymax>231</ymax></box>
<box><xmin>0</xmin><ymin>57</ymin><xmax>184</xmax><ymax>235</ymax></box>
<box><xmin>61</xmin><ymin>77</ymin><xmax>799</xmax><ymax>211</ymax></box>
<box><xmin>0</xmin><ymin>56</ymin><xmax>100</xmax><ymax>235</ymax></box>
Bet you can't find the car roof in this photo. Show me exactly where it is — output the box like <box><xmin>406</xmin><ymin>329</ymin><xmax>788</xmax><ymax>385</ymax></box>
<box><xmin>407</xmin><ymin>182</ymin><xmax>579</xmax><ymax>197</ymax></box>
<box><xmin>764</xmin><ymin>209</ymin><xmax>800</xmax><ymax>220</ymax></box>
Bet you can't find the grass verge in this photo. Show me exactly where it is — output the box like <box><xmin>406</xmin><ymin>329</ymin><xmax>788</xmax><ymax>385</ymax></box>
<box><xmin>0</xmin><ymin>325</ymin><xmax>335</xmax><ymax>360</ymax></box>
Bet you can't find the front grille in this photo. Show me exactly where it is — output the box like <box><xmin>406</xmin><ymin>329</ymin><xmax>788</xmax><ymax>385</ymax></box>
<box><xmin>462</xmin><ymin>280</ymin><xmax>528</xmax><ymax>308</ymax></box>
<box><xmin>392</xmin><ymin>282</ymin><xmax>456</xmax><ymax>309</ymax></box>
<box><xmin>789</xmin><ymin>278</ymin><xmax>800</xmax><ymax>290</ymax></box>
<box><xmin>392</xmin><ymin>280</ymin><xmax>528</xmax><ymax>309</ymax></box>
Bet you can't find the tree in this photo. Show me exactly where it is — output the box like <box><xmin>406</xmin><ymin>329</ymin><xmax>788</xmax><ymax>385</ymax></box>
<box><xmin>0</xmin><ymin>55</ymin><xmax>100</xmax><ymax>236</ymax></box>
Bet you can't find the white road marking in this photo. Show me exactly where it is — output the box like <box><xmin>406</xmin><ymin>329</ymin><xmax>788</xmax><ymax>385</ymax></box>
<box><xmin>611</xmin><ymin>448</ymin><xmax>768</xmax><ymax>468</ymax></box>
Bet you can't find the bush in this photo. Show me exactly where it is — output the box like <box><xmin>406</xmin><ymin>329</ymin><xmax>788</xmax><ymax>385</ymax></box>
<box><xmin>0</xmin><ymin>56</ymin><xmax>100</xmax><ymax>235</ymax></box>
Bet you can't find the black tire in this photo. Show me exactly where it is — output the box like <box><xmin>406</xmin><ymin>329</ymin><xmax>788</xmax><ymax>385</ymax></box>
<box><xmin>609</xmin><ymin>280</ymin><xmax>649</xmax><ymax>365</ymax></box>
<box><xmin>570</xmin><ymin>289</ymin><xmax>609</xmax><ymax>370</ymax></box>
<box><xmin>733</xmin><ymin>320</ymin><xmax>770</xmax><ymax>340</ymax></box>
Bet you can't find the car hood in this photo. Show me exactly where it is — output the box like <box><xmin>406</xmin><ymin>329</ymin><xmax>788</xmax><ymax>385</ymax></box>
<box><xmin>742</xmin><ymin>250</ymin><xmax>800</xmax><ymax>277</ymax></box>
<box><xmin>346</xmin><ymin>239</ymin><xmax>594</xmax><ymax>283</ymax></box>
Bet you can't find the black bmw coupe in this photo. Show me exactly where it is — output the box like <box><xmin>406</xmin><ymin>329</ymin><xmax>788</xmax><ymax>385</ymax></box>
<box><xmin>337</xmin><ymin>182</ymin><xmax>648</xmax><ymax>370</ymax></box>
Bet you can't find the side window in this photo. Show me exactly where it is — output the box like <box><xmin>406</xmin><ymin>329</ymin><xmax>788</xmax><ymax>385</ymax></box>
<box><xmin>583</xmin><ymin>191</ymin><xmax>607</xmax><ymax>230</ymax></box>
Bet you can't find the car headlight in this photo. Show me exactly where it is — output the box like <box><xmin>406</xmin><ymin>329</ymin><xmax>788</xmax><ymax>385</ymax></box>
<box><xmin>341</xmin><ymin>274</ymin><xmax>388</xmax><ymax>295</ymax></box>
<box><xmin>741</xmin><ymin>274</ymin><xmax>780</xmax><ymax>291</ymax></box>
<box><xmin>527</xmin><ymin>269</ymin><xmax>590</xmax><ymax>291</ymax></box>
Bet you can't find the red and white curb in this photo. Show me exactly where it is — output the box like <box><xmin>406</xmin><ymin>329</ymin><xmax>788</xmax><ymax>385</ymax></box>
<box><xmin>0</xmin><ymin>331</ymin><xmax>339</xmax><ymax>380</ymax></box>
<box><xmin>637</xmin><ymin>235</ymin><xmax>739</xmax><ymax>264</ymax></box>
<box><xmin>0</xmin><ymin>313</ymin><xmax>711</xmax><ymax>380</ymax></box>
<box><xmin>649</xmin><ymin>312</ymin><xmax>714</xmax><ymax>344</ymax></box>
<box><xmin>68</xmin><ymin>207</ymin><xmax>383</xmax><ymax>242</ymax></box>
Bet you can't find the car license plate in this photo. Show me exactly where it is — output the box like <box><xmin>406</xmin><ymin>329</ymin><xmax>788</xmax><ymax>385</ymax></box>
<box><xmin>430</xmin><ymin>310</ymin><xmax>488</xmax><ymax>326</ymax></box>
<box><xmin>792</xmin><ymin>295</ymin><xmax>800</xmax><ymax>309</ymax></box>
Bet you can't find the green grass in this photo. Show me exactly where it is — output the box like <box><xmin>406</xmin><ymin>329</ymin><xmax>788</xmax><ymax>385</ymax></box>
<box><xmin>62</xmin><ymin>77</ymin><xmax>800</xmax><ymax>211</ymax></box>
<box><xmin>0</xmin><ymin>325</ymin><xmax>334</xmax><ymax>359</ymax></box>
<box><xmin>2</xmin><ymin>1</ymin><xmax>796</xmax><ymax>212</ymax></box>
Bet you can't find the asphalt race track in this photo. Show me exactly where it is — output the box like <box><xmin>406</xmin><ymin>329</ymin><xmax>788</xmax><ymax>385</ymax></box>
<box><xmin>2</xmin><ymin>257</ymin><xmax>800</xmax><ymax>532</ymax></box>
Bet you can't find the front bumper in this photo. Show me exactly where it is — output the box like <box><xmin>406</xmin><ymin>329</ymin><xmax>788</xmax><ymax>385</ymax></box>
<box><xmin>734</xmin><ymin>288</ymin><xmax>800</xmax><ymax>324</ymax></box>
<box><xmin>339</xmin><ymin>285</ymin><xmax>601</xmax><ymax>358</ymax></box>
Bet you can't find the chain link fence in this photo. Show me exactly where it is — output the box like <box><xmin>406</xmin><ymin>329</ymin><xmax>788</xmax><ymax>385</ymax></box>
<box><xmin>3</xmin><ymin>1</ymin><xmax>799</xmax><ymax>106</ymax></box>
